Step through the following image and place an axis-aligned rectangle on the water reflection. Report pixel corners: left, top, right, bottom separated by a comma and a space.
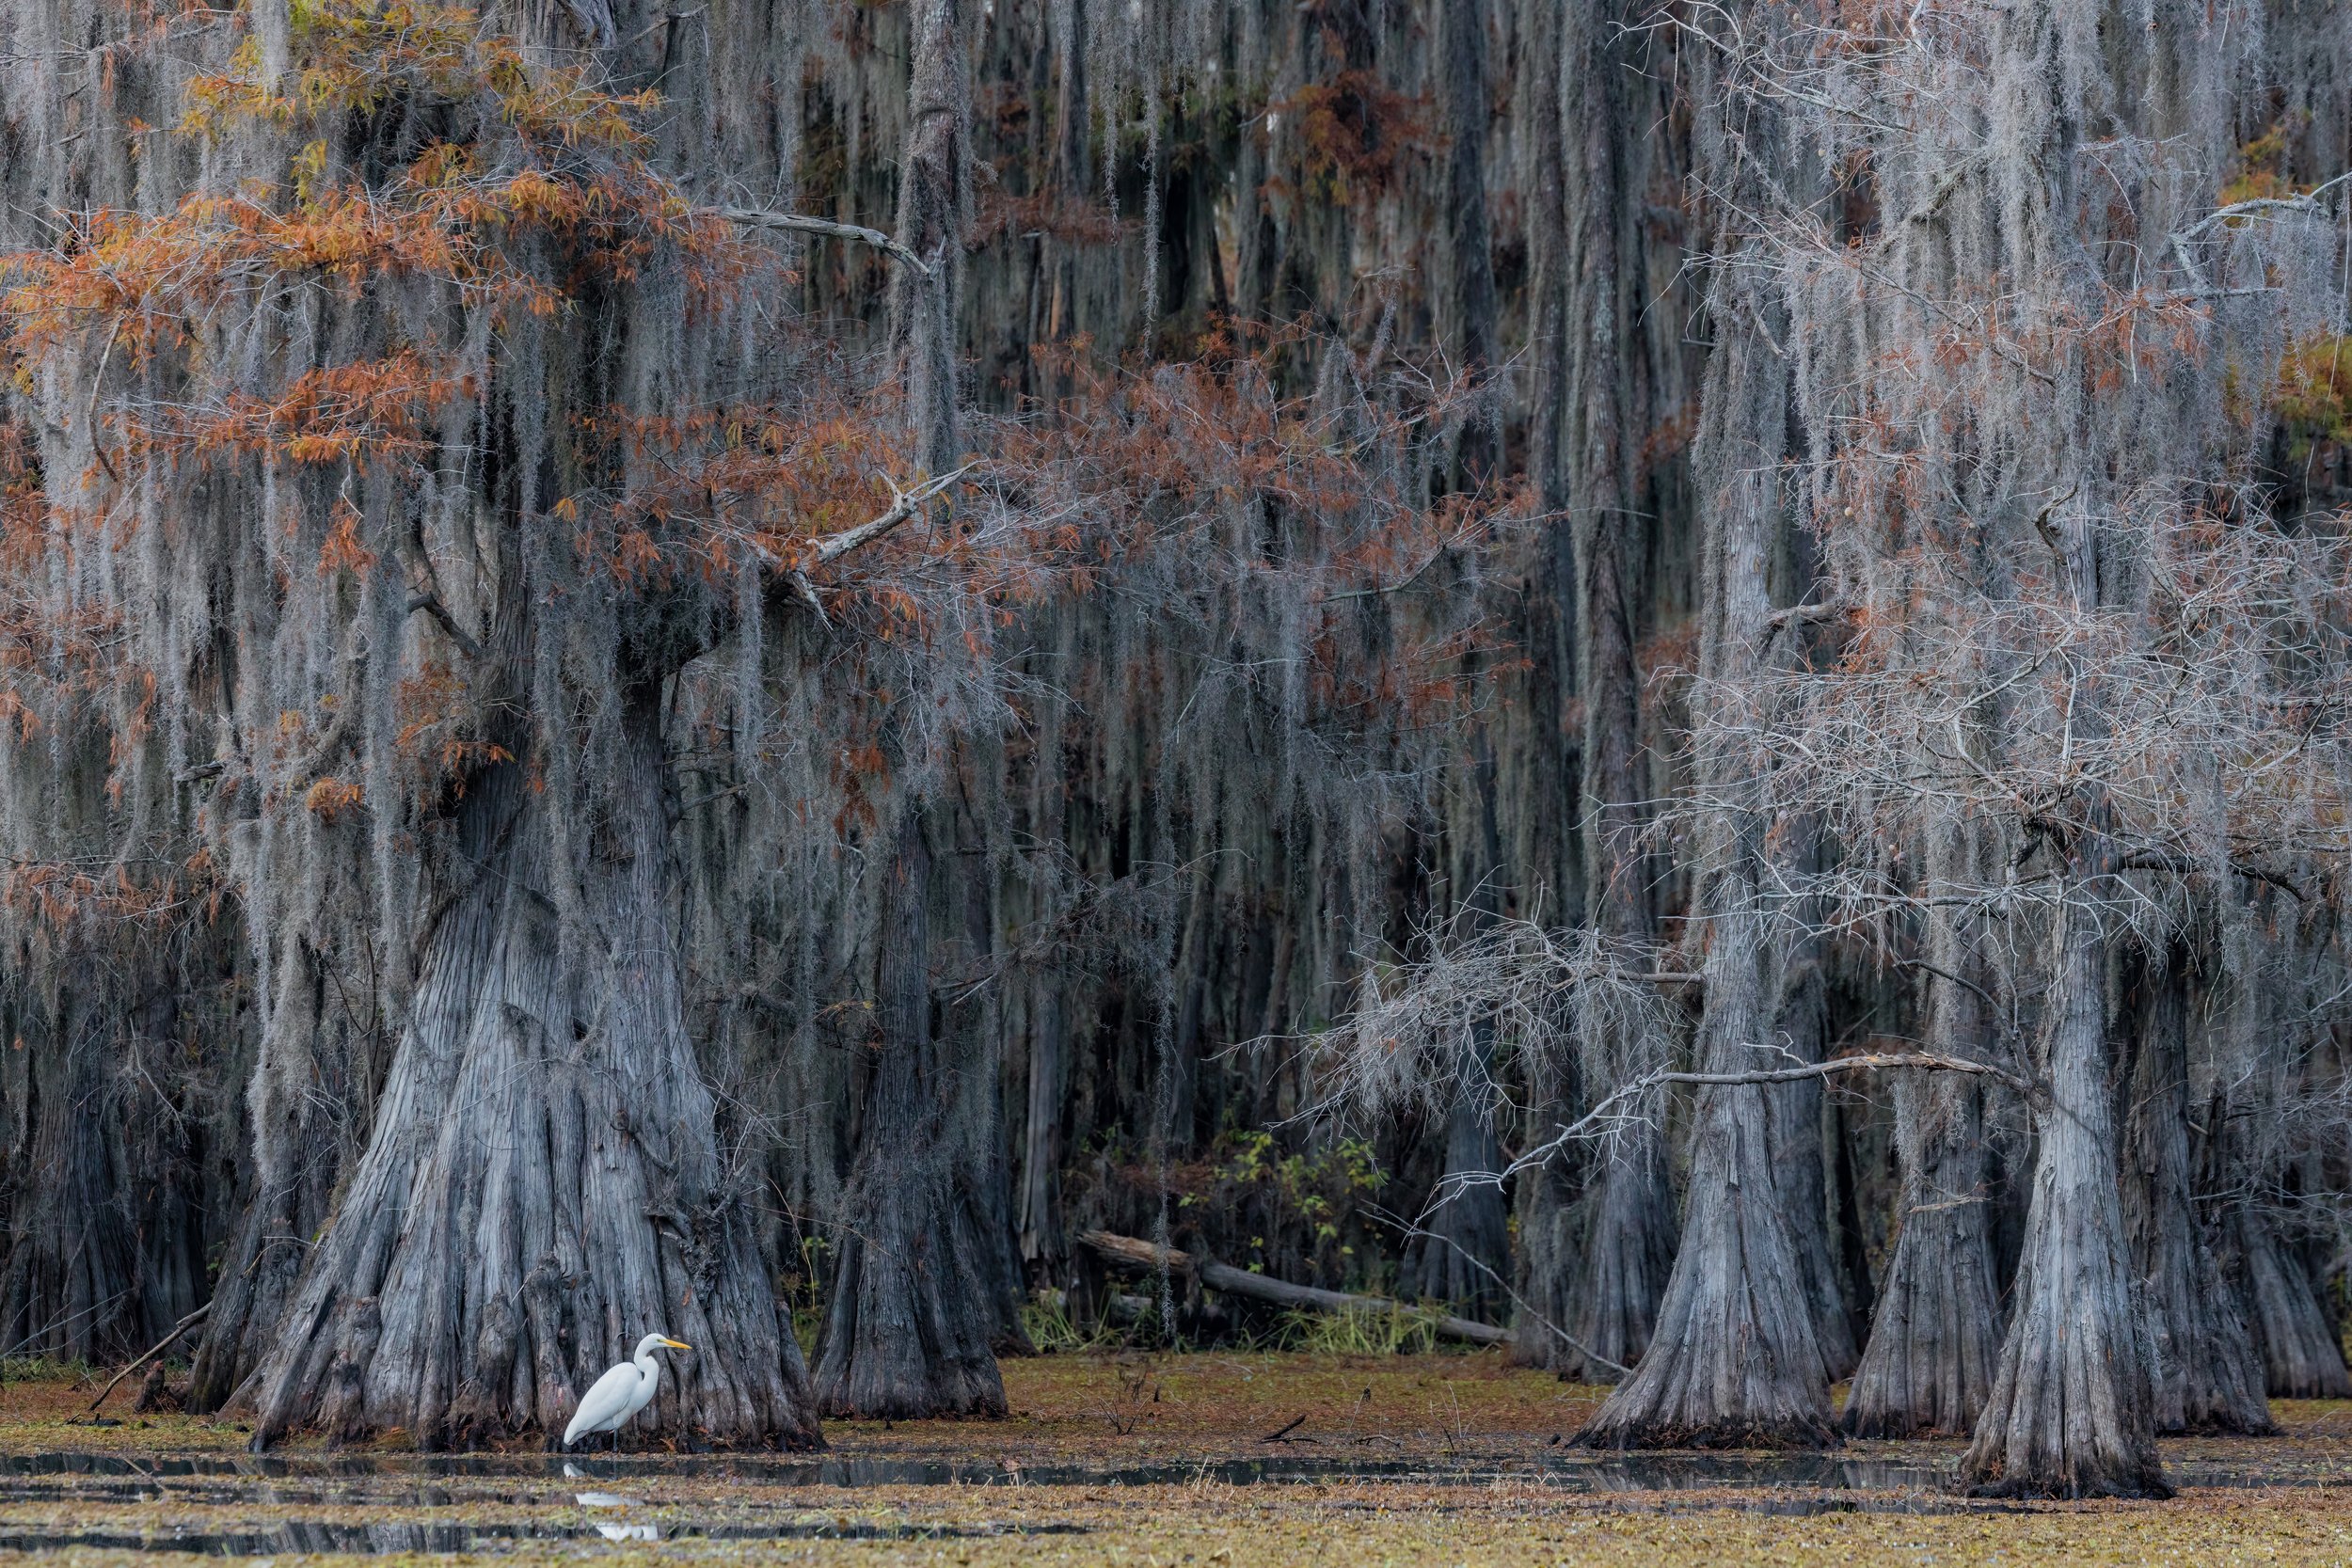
5, 1448, 2280, 1491
0, 1441, 2309, 1550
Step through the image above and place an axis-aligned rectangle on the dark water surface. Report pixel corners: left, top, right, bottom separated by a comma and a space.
0, 1446, 2327, 1489
0, 1445, 2329, 1550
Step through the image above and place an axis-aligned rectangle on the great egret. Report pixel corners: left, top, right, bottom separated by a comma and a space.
563, 1334, 692, 1449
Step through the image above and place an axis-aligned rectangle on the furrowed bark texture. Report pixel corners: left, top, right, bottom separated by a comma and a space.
1510, 0, 1678, 1380
1564, 0, 1676, 1385
1956, 0, 2172, 1501
814, 810, 1010, 1418
2224, 1201, 2352, 1399
1844, 1067, 2002, 1437
0, 978, 174, 1364
892, 0, 974, 474
1962, 884, 2167, 1497
2118, 953, 2271, 1434
1574, 232, 1835, 1449
1408, 738, 1511, 1321
243, 694, 821, 1450
1766, 906, 1862, 1383
1560, 1132, 1677, 1385
1573, 911, 1836, 1449
1845, 830, 2003, 1437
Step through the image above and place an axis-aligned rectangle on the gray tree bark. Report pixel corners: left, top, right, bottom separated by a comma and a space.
2224, 1199, 2352, 1399
1573, 246, 1836, 1447
813, 808, 1010, 1418
2117, 950, 2271, 1434
1961, 847, 2166, 1497
241, 690, 822, 1449
1845, 829, 2004, 1436
1511, 0, 1677, 1383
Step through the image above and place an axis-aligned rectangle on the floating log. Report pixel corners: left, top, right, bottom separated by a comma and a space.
1078, 1229, 1514, 1347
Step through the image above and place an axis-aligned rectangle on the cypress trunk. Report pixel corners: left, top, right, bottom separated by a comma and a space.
0, 985, 146, 1364
1562, 1137, 1676, 1383
1845, 1069, 2003, 1437
2117, 950, 2271, 1434
1766, 940, 1862, 1381
1574, 207, 1834, 1448
1961, 875, 2167, 1497
812, 809, 1010, 1418
240, 686, 821, 1449
1408, 1037, 1510, 1319
1409, 737, 1511, 1321
1573, 909, 1836, 1448
2223, 1200, 2352, 1399
1548, 0, 1677, 1382
1845, 831, 2003, 1436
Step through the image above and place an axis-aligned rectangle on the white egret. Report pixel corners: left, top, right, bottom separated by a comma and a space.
563, 1334, 692, 1449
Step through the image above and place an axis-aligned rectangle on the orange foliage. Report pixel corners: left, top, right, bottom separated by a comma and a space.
1, 0, 756, 499
304, 776, 367, 820
1265, 70, 1430, 209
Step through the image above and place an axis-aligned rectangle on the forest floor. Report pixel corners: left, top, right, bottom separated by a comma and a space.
1, 1350, 2349, 1563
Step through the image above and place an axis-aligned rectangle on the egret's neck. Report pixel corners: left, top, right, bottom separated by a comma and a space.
636, 1352, 661, 1386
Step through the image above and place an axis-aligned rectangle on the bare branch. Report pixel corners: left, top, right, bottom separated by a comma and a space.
810, 463, 978, 566
1656, 1049, 2029, 1093
405, 592, 483, 659
721, 206, 933, 277
1079, 1229, 1516, 1349
87, 1302, 211, 1413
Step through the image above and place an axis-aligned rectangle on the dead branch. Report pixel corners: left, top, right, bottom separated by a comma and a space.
810, 464, 978, 566
1767, 599, 1842, 630
87, 1301, 211, 1413
1079, 1229, 1515, 1347
722, 206, 933, 277
405, 592, 483, 659
1658, 1050, 2031, 1094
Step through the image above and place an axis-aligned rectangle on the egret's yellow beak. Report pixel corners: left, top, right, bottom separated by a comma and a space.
663, 1338, 693, 1351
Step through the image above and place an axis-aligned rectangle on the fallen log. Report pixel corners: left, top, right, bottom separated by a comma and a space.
1078, 1229, 1515, 1347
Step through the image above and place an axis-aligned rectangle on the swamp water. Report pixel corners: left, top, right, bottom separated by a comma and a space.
1, 1444, 2321, 1552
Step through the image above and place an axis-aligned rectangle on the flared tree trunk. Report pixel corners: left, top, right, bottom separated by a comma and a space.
187, 1083, 343, 1408
1961, 872, 2167, 1497
1409, 1035, 1510, 1319
1520, 0, 1675, 1383
813, 809, 1009, 1418
0, 981, 146, 1364
1574, 210, 1834, 1447
1562, 1136, 1677, 1383
1845, 830, 2003, 1436
1845, 1069, 2003, 1436
2224, 1200, 2352, 1398
188, 935, 376, 1411
1957, 0, 2168, 1500
240, 688, 822, 1450
1574, 908, 1836, 1448
2118, 950, 2271, 1433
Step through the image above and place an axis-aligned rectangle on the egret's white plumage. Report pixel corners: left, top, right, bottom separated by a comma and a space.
564, 1333, 691, 1447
